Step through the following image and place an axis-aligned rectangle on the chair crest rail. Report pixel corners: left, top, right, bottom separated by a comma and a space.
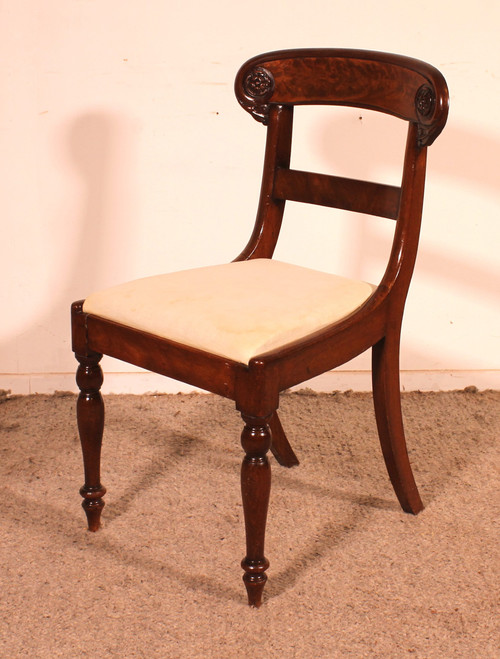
235, 48, 449, 146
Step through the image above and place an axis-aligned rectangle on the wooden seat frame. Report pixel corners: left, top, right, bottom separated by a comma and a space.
71, 49, 449, 607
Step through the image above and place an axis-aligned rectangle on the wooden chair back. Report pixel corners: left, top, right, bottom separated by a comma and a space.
234, 49, 449, 305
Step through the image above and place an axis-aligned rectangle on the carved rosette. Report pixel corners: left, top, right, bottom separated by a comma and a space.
415, 84, 437, 147
242, 66, 275, 125
415, 85, 435, 118
244, 66, 274, 98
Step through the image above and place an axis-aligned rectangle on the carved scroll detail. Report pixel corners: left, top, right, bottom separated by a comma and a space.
242, 66, 275, 125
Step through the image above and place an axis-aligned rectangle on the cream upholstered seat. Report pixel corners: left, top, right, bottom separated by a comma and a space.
83, 258, 376, 365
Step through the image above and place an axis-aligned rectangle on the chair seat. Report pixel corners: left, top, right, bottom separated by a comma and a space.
83, 258, 376, 364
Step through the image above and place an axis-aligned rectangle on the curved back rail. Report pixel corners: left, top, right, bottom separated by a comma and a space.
234, 49, 449, 300
235, 49, 448, 142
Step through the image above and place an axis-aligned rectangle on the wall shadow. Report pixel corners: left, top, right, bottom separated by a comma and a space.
304, 114, 500, 369
0, 111, 137, 381
310, 115, 499, 287
67, 112, 128, 294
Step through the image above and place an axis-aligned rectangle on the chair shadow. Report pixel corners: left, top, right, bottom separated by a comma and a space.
295, 115, 500, 371
307, 114, 499, 290
0, 488, 242, 604
103, 431, 209, 523
0, 474, 384, 607
264, 470, 399, 599
3, 389, 496, 606
0, 111, 138, 382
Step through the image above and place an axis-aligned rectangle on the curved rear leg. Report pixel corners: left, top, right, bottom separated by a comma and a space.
372, 334, 423, 514
269, 411, 299, 467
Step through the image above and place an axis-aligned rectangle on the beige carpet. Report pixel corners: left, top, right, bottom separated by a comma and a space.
0, 388, 498, 658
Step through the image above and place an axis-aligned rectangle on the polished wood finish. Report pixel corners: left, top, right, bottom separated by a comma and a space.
372, 332, 423, 514
235, 49, 448, 146
273, 169, 401, 219
72, 49, 448, 605
75, 349, 106, 531
240, 414, 272, 606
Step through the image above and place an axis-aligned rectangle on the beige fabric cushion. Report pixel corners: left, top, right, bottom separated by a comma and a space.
83, 258, 376, 364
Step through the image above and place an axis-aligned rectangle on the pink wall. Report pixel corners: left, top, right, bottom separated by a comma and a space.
1, 1, 499, 392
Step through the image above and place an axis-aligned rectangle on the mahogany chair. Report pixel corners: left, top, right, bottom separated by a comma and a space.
72, 49, 449, 607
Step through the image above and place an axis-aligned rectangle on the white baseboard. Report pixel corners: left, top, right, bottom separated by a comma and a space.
0, 370, 498, 395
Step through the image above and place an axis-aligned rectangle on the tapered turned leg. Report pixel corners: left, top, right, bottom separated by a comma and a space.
269, 411, 299, 467
75, 351, 106, 531
372, 335, 423, 514
240, 414, 272, 607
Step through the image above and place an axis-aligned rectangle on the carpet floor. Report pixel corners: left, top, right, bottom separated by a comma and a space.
0, 388, 498, 658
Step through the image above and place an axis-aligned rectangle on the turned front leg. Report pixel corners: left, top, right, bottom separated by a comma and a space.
76, 352, 106, 531
240, 414, 272, 607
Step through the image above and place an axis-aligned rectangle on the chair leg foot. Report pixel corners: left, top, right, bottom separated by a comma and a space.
80, 494, 106, 532
76, 352, 106, 531
242, 568, 269, 608
240, 413, 272, 606
372, 336, 423, 515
